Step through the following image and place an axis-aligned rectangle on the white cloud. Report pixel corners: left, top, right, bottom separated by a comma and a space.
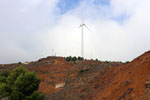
0, 0, 150, 63
0, 0, 59, 63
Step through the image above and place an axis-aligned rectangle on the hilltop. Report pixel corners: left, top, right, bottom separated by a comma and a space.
0, 51, 150, 100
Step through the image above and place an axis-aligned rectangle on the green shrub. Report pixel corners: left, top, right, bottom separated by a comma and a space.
105, 61, 109, 63
77, 57, 83, 61
125, 61, 130, 64
79, 70, 84, 74
0, 70, 10, 78
66, 56, 84, 62
79, 69, 89, 74
18, 62, 22, 65
0, 66, 45, 100
65, 56, 72, 62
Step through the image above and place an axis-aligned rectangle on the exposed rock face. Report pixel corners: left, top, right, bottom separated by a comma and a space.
55, 83, 65, 88
145, 80, 150, 88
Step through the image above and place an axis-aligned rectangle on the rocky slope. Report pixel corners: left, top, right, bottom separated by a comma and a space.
0, 56, 122, 100
0, 51, 150, 100
88, 51, 150, 100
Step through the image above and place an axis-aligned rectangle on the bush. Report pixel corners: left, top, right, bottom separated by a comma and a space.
105, 61, 109, 63
72, 56, 77, 62
125, 61, 130, 64
0, 70, 10, 77
0, 70, 10, 83
65, 56, 84, 62
0, 66, 45, 100
78, 57, 84, 61
79, 70, 85, 74
18, 62, 22, 65
79, 69, 89, 74
65, 56, 72, 62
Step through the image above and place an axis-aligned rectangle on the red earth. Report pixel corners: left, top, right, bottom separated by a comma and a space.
0, 51, 150, 100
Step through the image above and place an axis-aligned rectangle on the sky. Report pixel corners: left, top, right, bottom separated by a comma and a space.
0, 0, 150, 64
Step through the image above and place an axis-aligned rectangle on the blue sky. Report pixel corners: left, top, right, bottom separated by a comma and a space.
57, 0, 126, 24
0, 0, 150, 63
57, 0, 110, 14
57, 0, 80, 14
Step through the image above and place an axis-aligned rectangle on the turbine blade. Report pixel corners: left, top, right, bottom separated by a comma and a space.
78, 25, 82, 28
82, 16, 85, 24
84, 24, 91, 32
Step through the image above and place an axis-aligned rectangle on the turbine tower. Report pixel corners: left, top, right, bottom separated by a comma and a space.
79, 17, 90, 58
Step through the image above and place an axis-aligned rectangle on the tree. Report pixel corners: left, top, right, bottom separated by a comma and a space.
95, 59, 98, 61
77, 57, 81, 60
72, 56, 77, 64
77, 57, 84, 61
0, 70, 10, 83
65, 56, 72, 62
0, 69, 10, 99
0, 66, 45, 100
72, 56, 77, 62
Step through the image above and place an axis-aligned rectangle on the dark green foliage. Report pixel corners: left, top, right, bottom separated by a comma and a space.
77, 57, 84, 61
77, 56, 81, 60
79, 69, 89, 74
95, 59, 98, 61
72, 56, 77, 62
18, 62, 22, 65
0, 70, 10, 77
125, 61, 130, 64
0, 83, 8, 99
65, 56, 72, 62
79, 70, 84, 74
65, 56, 84, 62
0, 66, 45, 100
105, 61, 109, 63
0, 70, 10, 83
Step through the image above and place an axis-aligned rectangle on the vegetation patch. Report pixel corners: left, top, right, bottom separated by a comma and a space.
79, 69, 89, 74
0, 66, 45, 100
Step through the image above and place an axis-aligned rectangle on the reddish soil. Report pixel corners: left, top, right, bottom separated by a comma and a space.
0, 51, 150, 100
87, 51, 150, 100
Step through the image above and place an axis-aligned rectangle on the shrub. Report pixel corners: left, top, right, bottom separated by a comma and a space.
0, 70, 10, 83
0, 70, 10, 78
79, 69, 89, 74
18, 62, 22, 65
78, 57, 84, 61
79, 70, 85, 74
95, 59, 98, 61
0, 66, 45, 100
65, 56, 72, 62
72, 56, 77, 62
105, 61, 109, 63
66, 56, 84, 62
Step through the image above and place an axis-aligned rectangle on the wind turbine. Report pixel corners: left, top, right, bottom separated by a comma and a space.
79, 17, 91, 58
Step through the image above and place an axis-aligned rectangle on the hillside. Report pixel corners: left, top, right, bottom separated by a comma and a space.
0, 51, 150, 100
0, 57, 122, 100
89, 51, 150, 100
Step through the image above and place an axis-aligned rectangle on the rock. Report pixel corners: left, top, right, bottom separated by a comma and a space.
145, 80, 150, 88
55, 83, 65, 88
122, 88, 133, 98
125, 81, 130, 86
117, 96, 121, 100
